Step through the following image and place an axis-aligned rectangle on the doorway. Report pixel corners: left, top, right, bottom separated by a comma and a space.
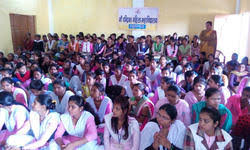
9, 14, 36, 51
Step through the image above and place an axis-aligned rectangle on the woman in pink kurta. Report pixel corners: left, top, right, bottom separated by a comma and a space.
155, 85, 191, 126
184, 76, 206, 110
0, 91, 29, 145
1, 77, 28, 107
166, 37, 178, 60
226, 87, 250, 126
104, 96, 140, 150
54, 95, 103, 150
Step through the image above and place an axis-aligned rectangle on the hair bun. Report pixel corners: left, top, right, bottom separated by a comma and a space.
49, 99, 56, 110
51, 100, 57, 104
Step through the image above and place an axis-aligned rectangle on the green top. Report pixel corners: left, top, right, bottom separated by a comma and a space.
153, 42, 164, 52
179, 44, 191, 55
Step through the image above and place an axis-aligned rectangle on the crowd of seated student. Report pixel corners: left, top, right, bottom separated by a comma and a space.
0, 31, 249, 150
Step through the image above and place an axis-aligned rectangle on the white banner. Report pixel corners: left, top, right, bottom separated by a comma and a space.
118, 7, 159, 30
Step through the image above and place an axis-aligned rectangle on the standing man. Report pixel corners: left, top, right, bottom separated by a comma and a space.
199, 21, 217, 58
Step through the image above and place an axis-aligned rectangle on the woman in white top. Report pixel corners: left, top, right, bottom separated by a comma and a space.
104, 96, 140, 150
123, 69, 141, 98
109, 65, 128, 86
140, 104, 186, 150
50, 79, 74, 114
86, 82, 113, 123
6, 94, 61, 150
183, 106, 233, 150
0, 91, 29, 146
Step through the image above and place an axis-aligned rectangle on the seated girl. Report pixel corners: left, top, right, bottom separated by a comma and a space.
109, 65, 128, 86
68, 74, 82, 95
123, 69, 141, 98
141, 104, 186, 150
95, 69, 106, 90
156, 67, 176, 86
158, 56, 168, 70
81, 36, 93, 55
46, 64, 60, 78
33, 68, 52, 90
174, 56, 188, 75
6, 94, 60, 150
213, 62, 229, 88
29, 80, 52, 110
184, 76, 206, 110
150, 77, 174, 105
145, 57, 161, 91
15, 62, 30, 84
129, 83, 154, 131
1, 77, 28, 107
178, 70, 197, 93
103, 62, 113, 88
104, 96, 140, 150
48, 72, 70, 91
166, 37, 178, 61
103, 37, 114, 59
226, 86, 249, 126
208, 75, 230, 105
123, 61, 134, 77
75, 55, 86, 78
191, 35, 200, 57
82, 72, 96, 99
178, 38, 191, 61
229, 63, 248, 94
53, 95, 103, 150
23, 67, 52, 90
137, 36, 150, 60
192, 88, 232, 132
176, 63, 192, 84
154, 85, 191, 126
50, 79, 75, 114
137, 67, 152, 93
184, 107, 233, 149
94, 37, 106, 57
86, 82, 113, 123
0, 92, 29, 146
231, 102, 250, 150
152, 36, 164, 59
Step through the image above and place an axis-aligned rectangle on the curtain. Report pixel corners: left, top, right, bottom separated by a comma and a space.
214, 13, 250, 62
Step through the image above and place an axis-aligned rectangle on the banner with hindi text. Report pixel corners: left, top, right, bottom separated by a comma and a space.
118, 7, 159, 31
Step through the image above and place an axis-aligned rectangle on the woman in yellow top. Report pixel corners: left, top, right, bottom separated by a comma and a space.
199, 21, 217, 58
